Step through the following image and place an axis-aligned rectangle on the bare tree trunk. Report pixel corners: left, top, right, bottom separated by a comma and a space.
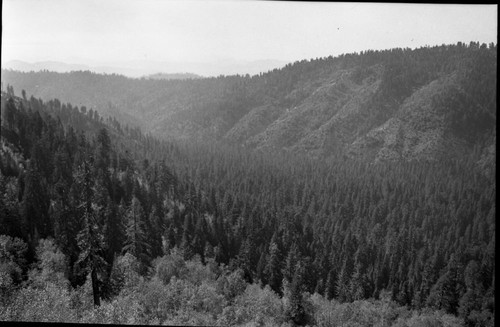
91, 268, 100, 306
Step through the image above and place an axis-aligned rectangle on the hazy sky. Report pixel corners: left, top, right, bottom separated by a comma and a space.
2, 0, 497, 66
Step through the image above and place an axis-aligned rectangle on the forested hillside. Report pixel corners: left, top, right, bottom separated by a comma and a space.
2, 42, 496, 166
0, 84, 495, 326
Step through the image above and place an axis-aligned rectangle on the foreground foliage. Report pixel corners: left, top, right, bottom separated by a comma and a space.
1, 238, 472, 326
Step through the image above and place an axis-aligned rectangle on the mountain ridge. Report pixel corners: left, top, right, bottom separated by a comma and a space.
1, 42, 496, 168
2, 58, 290, 78
144, 72, 204, 80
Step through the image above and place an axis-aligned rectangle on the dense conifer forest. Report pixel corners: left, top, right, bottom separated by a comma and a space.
0, 42, 496, 326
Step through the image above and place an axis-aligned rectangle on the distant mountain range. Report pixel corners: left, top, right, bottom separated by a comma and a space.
3, 60, 90, 73
144, 72, 203, 80
1, 59, 290, 78
1, 43, 496, 173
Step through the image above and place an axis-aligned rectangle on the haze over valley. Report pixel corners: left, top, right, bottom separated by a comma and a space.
2, 58, 290, 78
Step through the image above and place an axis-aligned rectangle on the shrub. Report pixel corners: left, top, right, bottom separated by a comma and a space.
217, 268, 248, 302
28, 238, 68, 288
153, 248, 188, 284
309, 292, 413, 327
4, 283, 77, 322
184, 255, 217, 285
78, 295, 144, 325
217, 283, 286, 326
190, 280, 226, 316
0, 235, 27, 287
109, 252, 142, 295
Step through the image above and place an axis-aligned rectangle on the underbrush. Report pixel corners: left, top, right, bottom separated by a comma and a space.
0, 238, 472, 327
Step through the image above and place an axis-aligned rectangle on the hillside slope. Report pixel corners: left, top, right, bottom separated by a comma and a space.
2, 42, 496, 164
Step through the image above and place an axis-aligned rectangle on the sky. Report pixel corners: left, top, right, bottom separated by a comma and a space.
1, 0, 498, 75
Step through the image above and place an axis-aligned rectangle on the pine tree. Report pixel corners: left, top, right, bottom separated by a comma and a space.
181, 213, 194, 260
236, 236, 253, 282
426, 254, 464, 314
283, 242, 299, 283
123, 196, 151, 273
413, 257, 436, 309
148, 205, 164, 259
458, 260, 483, 320
50, 176, 71, 253
287, 260, 308, 326
20, 158, 50, 248
325, 269, 336, 300
3, 97, 17, 130
336, 258, 350, 302
349, 262, 365, 301
256, 248, 267, 283
94, 128, 112, 193
264, 237, 282, 295
74, 159, 107, 307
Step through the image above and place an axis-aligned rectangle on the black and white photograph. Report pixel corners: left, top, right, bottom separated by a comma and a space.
0, 1, 496, 326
